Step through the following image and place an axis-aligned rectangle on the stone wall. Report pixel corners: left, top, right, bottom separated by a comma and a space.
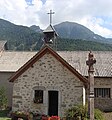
0, 72, 14, 107
12, 53, 84, 117
94, 77, 112, 111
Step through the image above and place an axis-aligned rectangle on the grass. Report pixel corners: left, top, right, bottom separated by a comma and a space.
0, 118, 11, 120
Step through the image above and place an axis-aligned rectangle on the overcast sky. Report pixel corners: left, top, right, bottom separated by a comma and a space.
1, 0, 112, 38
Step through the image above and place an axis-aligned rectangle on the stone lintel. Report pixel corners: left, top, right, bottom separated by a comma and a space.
13, 96, 22, 99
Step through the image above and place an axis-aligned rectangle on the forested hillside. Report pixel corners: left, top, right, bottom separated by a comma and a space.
57, 38, 112, 51
0, 19, 43, 51
0, 19, 112, 51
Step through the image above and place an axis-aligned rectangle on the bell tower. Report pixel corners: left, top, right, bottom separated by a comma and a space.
43, 10, 58, 50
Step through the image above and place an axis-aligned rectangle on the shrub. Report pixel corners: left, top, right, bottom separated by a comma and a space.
0, 87, 8, 110
65, 104, 105, 120
94, 109, 105, 120
0, 109, 10, 117
65, 104, 87, 120
11, 111, 33, 120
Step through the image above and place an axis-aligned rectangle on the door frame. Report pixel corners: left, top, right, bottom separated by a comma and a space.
45, 88, 61, 116
48, 90, 58, 116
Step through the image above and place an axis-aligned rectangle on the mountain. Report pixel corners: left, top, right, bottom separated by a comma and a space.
30, 21, 112, 44
30, 25, 42, 33
57, 38, 112, 51
54, 21, 112, 44
0, 19, 43, 51
0, 18, 112, 51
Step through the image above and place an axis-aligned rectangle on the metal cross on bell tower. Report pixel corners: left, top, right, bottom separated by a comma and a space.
43, 10, 58, 50
86, 51, 96, 120
47, 10, 55, 25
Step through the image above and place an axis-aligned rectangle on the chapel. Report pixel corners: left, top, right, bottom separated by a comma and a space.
0, 24, 112, 117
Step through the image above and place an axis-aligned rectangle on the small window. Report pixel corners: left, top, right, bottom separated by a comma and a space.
94, 88, 110, 98
34, 90, 43, 104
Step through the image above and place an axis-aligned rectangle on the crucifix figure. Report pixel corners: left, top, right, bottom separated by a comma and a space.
86, 51, 96, 71
86, 51, 96, 120
47, 10, 55, 25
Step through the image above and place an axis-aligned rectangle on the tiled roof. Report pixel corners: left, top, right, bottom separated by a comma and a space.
0, 50, 111, 77
43, 25, 58, 36
43, 25, 55, 33
0, 51, 37, 72
9, 46, 88, 84
58, 51, 112, 77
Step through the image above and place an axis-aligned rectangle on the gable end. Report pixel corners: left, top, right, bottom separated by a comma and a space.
9, 45, 88, 85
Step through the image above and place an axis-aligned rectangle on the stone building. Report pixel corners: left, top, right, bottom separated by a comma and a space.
9, 45, 88, 116
0, 51, 36, 107
0, 41, 112, 116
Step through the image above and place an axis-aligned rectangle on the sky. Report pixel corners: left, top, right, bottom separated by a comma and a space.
1, 0, 112, 38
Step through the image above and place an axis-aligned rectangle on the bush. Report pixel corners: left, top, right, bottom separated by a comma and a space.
0, 109, 10, 117
94, 109, 105, 120
65, 104, 105, 120
11, 111, 33, 120
65, 104, 87, 120
0, 87, 8, 110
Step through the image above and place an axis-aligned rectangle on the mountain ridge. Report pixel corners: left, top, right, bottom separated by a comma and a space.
30, 21, 112, 44
54, 21, 112, 44
0, 18, 112, 51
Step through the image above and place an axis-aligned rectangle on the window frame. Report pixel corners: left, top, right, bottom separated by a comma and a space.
94, 88, 111, 98
33, 90, 43, 104
32, 86, 45, 104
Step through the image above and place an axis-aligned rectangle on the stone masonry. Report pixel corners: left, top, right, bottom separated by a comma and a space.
94, 77, 112, 111
12, 52, 85, 117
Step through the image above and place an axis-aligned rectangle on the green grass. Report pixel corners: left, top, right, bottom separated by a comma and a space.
0, 118, 11, 120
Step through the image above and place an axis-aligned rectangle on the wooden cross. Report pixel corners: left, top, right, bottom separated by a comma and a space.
47, 10, 55, 25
